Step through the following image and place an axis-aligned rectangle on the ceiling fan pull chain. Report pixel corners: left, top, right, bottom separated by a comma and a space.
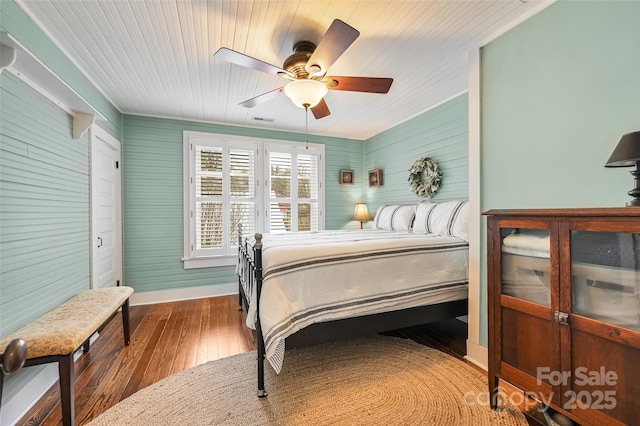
304, 104, 310, 149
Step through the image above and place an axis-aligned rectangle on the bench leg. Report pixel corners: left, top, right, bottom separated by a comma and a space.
0, 372, 4, 411
58, 354, 75, 426
122, 299, 131, 346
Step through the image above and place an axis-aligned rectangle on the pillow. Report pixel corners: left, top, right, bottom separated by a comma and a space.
412, 202, 438, 234
372, 205, 415, 231
429, 201, 469, 241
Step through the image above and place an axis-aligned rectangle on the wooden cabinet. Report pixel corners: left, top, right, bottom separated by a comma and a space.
485, 208, 640, 426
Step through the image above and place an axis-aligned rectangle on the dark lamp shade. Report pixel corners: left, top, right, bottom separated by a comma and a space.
605, 131, 640, 167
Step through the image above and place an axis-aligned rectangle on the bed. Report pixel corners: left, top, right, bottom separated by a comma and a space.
237, 201, 470, 396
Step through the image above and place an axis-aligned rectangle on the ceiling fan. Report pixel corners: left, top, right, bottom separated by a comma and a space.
214, 19, 393, 119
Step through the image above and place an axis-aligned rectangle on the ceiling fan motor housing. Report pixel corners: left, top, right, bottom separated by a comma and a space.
283, 41, 316, 79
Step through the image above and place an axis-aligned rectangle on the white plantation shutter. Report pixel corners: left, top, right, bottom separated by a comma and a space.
297, 153, 319, 232
191, 139, 256, 258
184, 131, 324, 268
196, 147, 223, 253
267, 147, 321, 233
229, 149, 255, 247
269, 152, 292, 232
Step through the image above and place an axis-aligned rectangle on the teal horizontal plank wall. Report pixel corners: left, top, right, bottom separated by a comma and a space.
0, 2, 123, 411
0, 72, 91, 402
0, 72, 90, 333
122, 115, 363, 294
365, 93, 469, 213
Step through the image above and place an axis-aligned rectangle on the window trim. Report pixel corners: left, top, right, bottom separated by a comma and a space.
183, 131, 325, 269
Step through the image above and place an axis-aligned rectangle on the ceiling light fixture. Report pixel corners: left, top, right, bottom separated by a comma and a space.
283, 80, 328, 109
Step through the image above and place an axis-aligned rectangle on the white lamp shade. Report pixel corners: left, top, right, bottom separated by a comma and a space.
283, 80, 328, 108
353, 202, 372, 221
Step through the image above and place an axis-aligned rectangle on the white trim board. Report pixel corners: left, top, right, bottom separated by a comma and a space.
465, 340, 488, 371
129, 283, 238, 306
0, 31, 105, 121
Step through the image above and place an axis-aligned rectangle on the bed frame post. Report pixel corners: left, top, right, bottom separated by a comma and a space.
254, 232, 268, 398
237, 224, 243, 311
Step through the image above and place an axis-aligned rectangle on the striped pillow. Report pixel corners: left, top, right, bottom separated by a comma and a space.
429, 201, 469, 241
412, 202, 438, 234
372, 205, 415, 231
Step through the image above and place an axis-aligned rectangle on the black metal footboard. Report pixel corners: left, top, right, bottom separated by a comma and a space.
237, 225, 268, 397
237, 224, 470, 399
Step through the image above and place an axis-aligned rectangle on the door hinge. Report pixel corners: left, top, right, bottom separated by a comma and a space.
554, 311, 570, 326
115, 161, 119, 169
116, 280, 120, 287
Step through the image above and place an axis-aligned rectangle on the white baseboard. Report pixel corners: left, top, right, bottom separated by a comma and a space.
465, 339, 488, 371
129, 283, 237, 306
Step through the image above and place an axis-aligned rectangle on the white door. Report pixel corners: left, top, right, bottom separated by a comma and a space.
90, 126, 122, 289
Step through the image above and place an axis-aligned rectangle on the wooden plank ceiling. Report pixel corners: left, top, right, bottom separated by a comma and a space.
17, 0, 547, 140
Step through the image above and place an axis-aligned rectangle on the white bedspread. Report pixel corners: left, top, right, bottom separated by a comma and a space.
242, 230, 469, 373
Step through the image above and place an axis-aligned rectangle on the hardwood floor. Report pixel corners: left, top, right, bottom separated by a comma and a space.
18, 296, 252, 426
17, 296, 545, 426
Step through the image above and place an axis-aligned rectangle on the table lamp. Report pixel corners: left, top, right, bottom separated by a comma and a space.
605, 131, 640, 206
353, 202, 373, 229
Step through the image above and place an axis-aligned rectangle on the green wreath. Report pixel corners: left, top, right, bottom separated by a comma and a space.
408, 157, 442, 198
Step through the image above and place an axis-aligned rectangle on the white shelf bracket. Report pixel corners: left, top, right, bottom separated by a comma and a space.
0, 44, 17, 72
73, 113, 95, 139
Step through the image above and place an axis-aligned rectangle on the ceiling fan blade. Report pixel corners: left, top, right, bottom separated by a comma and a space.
214, 48, 288, 76
239, 87, 284, 108
305, 19, 359, 77
311, 98, 331, 119
325, 76, 393, 94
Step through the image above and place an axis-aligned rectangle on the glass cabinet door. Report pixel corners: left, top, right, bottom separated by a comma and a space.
571, 231, 640, 330
501, 228, 551, 306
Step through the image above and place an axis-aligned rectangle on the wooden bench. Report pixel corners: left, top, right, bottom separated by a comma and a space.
0, 286, 134, 426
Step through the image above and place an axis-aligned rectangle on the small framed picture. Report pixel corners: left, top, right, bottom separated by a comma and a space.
368, 169, 383, 187
340, 169, 354, 185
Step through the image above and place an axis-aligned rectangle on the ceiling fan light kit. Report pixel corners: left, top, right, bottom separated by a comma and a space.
214, 19, 393, 119
283, 80, 328, 109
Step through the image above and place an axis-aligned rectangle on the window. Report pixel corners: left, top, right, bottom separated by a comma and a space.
183, 131, 324, 268
267, 148, 320, 233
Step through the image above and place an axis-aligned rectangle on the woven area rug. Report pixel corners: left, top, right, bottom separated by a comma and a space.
88, 335, 526, 425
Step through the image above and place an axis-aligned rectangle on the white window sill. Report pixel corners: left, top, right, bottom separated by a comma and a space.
183, 255, 237, 269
